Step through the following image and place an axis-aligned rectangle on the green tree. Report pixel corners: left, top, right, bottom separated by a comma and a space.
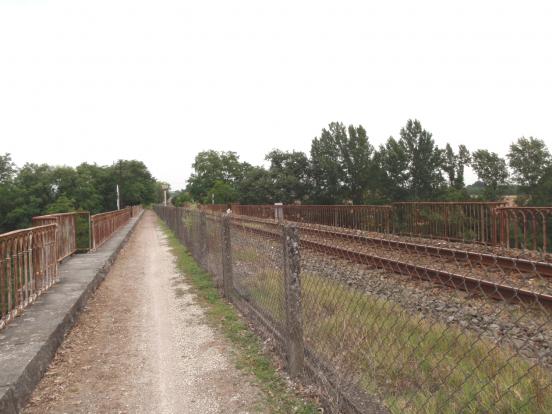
74, 163, 108, 213
310, 122, 374, 204
377, 120, 444, 201
399, 119, 444, 199
171, 190, 193, 207
340, 125, 374, 204
377, 137, 410, 201
0, 153, 16, 183
507, 137, 551, 191
0, 158, 159, 233
471, 150, 509, 200
0, 154, 19, 232
265, 150, 311, 203
236, 166, 275, 204
531, 166, 552, 206
108, 160, 158, 208
205, 180, 238, 204
442, 144, 471, 189
47, 195, 76, 213
186, 151, 246, 202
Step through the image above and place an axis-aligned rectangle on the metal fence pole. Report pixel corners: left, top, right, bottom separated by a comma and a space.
200, 211, 208, 265
274, 202, 284, 223
221, 214, 234, 298
283, 223, 304, 378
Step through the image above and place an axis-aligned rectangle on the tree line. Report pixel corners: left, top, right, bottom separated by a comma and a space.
174, 119, 552, 207
0, 156, 162, 233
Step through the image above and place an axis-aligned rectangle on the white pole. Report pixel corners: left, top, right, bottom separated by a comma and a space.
116, 184, 120, 210
212, 193, 214, 205
164, 190, 167, 206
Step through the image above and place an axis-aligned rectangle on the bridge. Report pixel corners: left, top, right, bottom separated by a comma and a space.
1, 203, 551, 413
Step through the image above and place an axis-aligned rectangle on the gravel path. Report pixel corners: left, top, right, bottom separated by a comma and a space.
24, 211, 266, 414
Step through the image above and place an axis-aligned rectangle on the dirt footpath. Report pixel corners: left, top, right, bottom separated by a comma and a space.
24, 211, 266, 414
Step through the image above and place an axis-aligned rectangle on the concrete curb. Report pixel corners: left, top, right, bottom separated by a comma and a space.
0, 212, 144, 414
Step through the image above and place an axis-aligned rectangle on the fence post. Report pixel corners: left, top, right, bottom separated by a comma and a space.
274, 202, 284, 223
200, 211, 208, 264
221, 214, 234, 298
283, 223, 304, 378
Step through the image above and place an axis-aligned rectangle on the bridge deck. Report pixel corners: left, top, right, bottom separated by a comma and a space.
3, 211, 265, 413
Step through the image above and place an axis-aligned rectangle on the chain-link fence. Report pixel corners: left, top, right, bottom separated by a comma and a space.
155, 205, 552, 413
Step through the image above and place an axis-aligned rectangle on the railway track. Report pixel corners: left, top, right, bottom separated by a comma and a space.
229, 215, 552, 311
296, 225, 552, 278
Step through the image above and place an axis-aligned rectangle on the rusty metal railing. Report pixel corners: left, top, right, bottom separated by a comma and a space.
497, 207, 552, 253
392, 201, 507, 244
90, 208, 132, 250
283, 204, 392, 233
233, 204, 276, 219
32, 212, 80, 261
1, 206, 141, 330
130, 205, 144, 217
199, 204, 228, 214
201, 202, 552, 254
0, 225, 58, 329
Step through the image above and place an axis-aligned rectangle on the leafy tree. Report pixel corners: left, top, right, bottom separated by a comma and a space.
74, 163, 108, 213
310, 124, 344, 204
0, 154, 19, 232
0, 153, 16, 183
265, 150, 311, 203
12, 163, 57, 226
108, 160, 158, 208
310, 122, 374, 204
205, 180, 238, 204
47, 195, 76, 213
0, 158, 159, 233
442, 144, 471, 189
236, 166, 275, 204
171, 190, 193, 207
531, 166, 552, 206
507, 137, 551, 191
377, 137, 410, 201
377, 120, 444, 201
399, 119, 444, 199
339, 125, 374, 204
471, 150, 509, 200
186, 151, 246, 202
455, 145, 471, 189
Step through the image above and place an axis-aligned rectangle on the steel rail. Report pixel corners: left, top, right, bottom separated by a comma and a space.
229, 213, 552, 278
296, 226, 552, 278
230, 218, 552, 311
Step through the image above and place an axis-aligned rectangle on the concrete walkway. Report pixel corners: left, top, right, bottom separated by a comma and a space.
21, 211, 265, 413
0, 213, 142, 414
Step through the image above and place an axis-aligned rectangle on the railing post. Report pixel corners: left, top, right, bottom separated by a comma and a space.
283, 223, 304, 378
221, 214, 234, 298
274, 202, 284, 223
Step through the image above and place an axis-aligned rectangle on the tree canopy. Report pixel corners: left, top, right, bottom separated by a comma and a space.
0, 156, 161, 233
471, 150, 509, 200
179, 120, 550, 207
507, 137, 551, 191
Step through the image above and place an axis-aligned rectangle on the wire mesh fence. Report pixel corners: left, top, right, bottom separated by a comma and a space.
155, 205, 552, 413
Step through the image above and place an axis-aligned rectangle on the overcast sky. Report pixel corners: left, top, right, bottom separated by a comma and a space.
1, 1, 551, 190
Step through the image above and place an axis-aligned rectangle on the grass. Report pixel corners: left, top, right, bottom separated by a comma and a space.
230, 237, 552, 413
299, 275, 552, 413
158, 219, 318, 414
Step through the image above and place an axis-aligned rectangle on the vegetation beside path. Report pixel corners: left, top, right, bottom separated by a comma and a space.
159, 219, 318, 414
